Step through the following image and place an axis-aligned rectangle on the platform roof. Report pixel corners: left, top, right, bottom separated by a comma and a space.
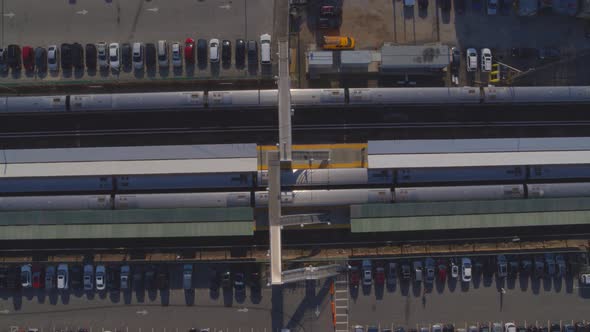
368, 137, 590, 168
351, 197, 590, 233
0, 207, 254, 239
0, 144, 257, 178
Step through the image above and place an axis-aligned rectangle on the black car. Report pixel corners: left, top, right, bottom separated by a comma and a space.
197, 39, 207, 65
454, 0, 466, 13
247, 40, 258, 66
483, 256, 495, 277
550, 324, 560, 332
144, 265, 156, 290
107, 265, 120, 291
156, 265, 169, 290
60, 43, 73, 69
71, 43, 84, 70
6, 44, 21, 70
133, 265, 144, 290
209, 271, 220, 292
451, 47, 460, 70
121, 43, 132, 68
250, 271, 261, 292
574, 322, 587, 332
235, 39, 246, 67
6, 266, 19, 289
221, 271, 231, 289
440, 0, 452, 10
508, 260, 519, 278
35, 47, 47, 72
70, 265, 83, 290
222, 40, 231, 65
418, 0, 428, 9
0, 265, 8, 288
85, 44, 97, 70
145, 43, 156, 70
443, 324, 454, 332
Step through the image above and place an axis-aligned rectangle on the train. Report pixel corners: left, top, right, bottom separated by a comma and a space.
2, 86, 590, 113
1, 182, 590, 211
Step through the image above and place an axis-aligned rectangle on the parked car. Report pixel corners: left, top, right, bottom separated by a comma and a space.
418, 0, 428, 9
247, 40, 258, 66
505, 323, 516, 332
521, 256, 533, 274
45, 265, 55, 290
555, 255, 566, 277
157, 265, 169, 290
157, 40, 168, 67
71, 43, 84, 69
538, 47, 560, 61
95, 265, 106, 290
362, 260, 372, 286
197, 39, 208, 65
209, 271, 221, 291
461, 257, 472, 282
144, 265, 156, 290
34, 47, 47, 72
85, 43, 97, 70
83, 264, 94, 290
120, 265, 131, 290
497, 255, 508, 278
171, 42, 182, 68
183, 264, 193, 290
480, 48, 492, 72
375, 263, 385, 285
450, 47, 460, 70
221, 271, 232, 289
534, 255, 545, 278
60, 43, 72, 69
511, 47, 536, 58
550, 324, 560, 332
466, 48, 477, 72
145, 43, 156, 70
401, 263, 411, 280
487, 0, 498, 14
404, 0, 415, 6
260, 33, 271, 64
437, 259, 447, 281
132, 42, 144, 70
413, 261, 423, 283
222, 40, 231, 65
250, 271, 261, 292
508, 259, 519, 278
492, 323, 503, 332
32, 266, 44, 289
121, 43, 132, 69
425, 258, 435, 284
450, 259, 459, 278
349, 261, 360, 287
209, 39, 220, 63
71, 265, 83, 290
433, 325, 443, 332
545, 253, 557, 276
440, 0, 452, 10
107, 265, 120, 291
235, 39, 246, 67
387, 262, 397, 286
184, 38, 195, 64
97, 42, 108, 68
21, 264, 32, 288
57, 264, 68, 290
7, 44, 21, 70
234, 272, 246, 292
22, 46, 34, 71
133, 266, 144, 290
109, 43, 120, 70
0, 48, 6, 73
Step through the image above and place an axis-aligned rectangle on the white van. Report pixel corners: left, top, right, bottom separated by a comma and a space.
157, 40, 168, 67
260, 33, 271, 64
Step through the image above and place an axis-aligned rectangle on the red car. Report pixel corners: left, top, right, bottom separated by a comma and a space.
375, 265, 385, 285
437, 259, 447, 281
349, 262, 360, 287
32, 264, 44, 289
184, 38, 195, 64
22, 46, 34, 71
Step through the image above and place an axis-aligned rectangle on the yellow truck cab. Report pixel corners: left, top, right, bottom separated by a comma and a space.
322, 36, 355, 50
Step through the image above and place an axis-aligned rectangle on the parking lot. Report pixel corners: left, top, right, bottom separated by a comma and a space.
0, 0, 275, 82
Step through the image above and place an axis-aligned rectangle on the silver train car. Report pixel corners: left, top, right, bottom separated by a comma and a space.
527, 182, 590, 198
69, 91, 205, 111
395, 166, 526, 184
0, 176, 114, 194
1, 95, 68, 113
254, 188, 392, 208
394, 184, 525, 202
0, 195, 111, 211
116, 173, 254, 191
207, 90, 278, 108
482, 86, 590, 104
348, 87, 481, 105
114, 192, 251, 209
257, 168, 392, 187
529, 164, 590, 180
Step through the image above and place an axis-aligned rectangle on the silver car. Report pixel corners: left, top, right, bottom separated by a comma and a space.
47, 45, 59, 72
97, 42, 108, 68
83, 264, 94, 290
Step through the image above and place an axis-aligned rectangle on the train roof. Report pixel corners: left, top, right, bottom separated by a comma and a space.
367, 137, 590, 168
0, 144, 257, 178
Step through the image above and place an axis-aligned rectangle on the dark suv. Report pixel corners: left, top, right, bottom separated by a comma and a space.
72, 43, 84, 70
247, 40, 258, 66
145, 43, 156, 70
235, 39, 246, 67
6, 45, 21, 70
85, 44, 97, 70
60, 43, 73, 69
197, 39, 207, 65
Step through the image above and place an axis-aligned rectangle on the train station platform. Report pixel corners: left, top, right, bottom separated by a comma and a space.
350, 197, 590, 233
0, 207, 254, 240
257, 143, 367, 170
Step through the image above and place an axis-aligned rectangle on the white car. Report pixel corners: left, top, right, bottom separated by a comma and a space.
21, 264, 32, 288
57, 264, 68, 290
83, 264, 94, 290
461, 257, 472, 282
487, 0, 498, 15
47, 45, 59, 72
432, 324, 443, 332
171, 42, 182, 68
504, 323, 516, 332
95, 265, 106, 290
451, 260, 459, 279
132, 42, 144, 70
157, 40, 168, 67
109, 43, 120, 70
45, 265, 55, 289
362, 259, 372, 286
260, 33, 271, 64
209, 39, 220, 63
480, 48, 492, 72
466, 48, 477, 72
97, 42, 108, 68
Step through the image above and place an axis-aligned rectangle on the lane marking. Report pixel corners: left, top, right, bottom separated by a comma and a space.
2, 12, 14, 18
146, 7, 159, 12
76, 9, 88, 15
